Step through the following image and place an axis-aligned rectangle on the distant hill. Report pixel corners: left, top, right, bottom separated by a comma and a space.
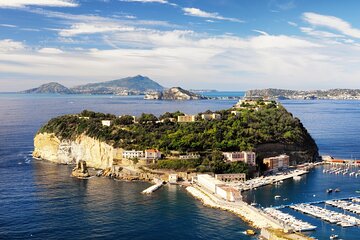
21, 75, 165, 95
144, 87, 207, 100
21, 82, 73, 94
71, 75, 164, 94
245, 88, 360, 100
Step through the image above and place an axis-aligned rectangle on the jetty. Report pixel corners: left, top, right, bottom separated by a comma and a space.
142, 179, 164, 194
186, 185, 312, 240
230, 169, 308, 192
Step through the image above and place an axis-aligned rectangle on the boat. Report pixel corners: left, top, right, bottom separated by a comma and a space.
356, 190, 360, 194
329, 234, 339, 239
327, 188, 333, 193
250, 202, 257, 206
335, 188, 340, 192
274, 195, 281, 199
293, 175, 302, 180
246, 229, 256, 235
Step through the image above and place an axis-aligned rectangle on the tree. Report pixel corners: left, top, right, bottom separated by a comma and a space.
138, 113, 158, 124
117, 115, 134, 125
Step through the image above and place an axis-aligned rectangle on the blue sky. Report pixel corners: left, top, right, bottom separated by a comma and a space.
1, 0, 360, 91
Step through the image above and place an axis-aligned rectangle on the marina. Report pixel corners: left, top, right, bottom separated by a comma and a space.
264, 208, 317, 232
290, 204, 360, 227
326, 199, 360, 215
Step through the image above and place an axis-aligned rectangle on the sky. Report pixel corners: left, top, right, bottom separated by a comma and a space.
1, 0, 360, 91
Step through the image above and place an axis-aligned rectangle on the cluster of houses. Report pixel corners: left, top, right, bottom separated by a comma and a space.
121, 149, 162, 164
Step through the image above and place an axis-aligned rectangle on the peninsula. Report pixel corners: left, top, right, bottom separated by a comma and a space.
144, 87, 207, 100
246, 88, 360, 100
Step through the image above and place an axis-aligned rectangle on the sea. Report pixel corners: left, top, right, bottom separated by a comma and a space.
0, 92, 360, 240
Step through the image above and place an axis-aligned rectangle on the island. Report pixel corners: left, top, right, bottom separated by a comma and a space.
245, 88, 360, 100
21, 75, 164, 95
33, 99, 318, 240
144, 87, 207, 100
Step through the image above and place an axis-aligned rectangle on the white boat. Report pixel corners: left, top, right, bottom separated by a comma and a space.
274, 195, 281, 199
293, 175, 302, 180
330, 234, 339, 239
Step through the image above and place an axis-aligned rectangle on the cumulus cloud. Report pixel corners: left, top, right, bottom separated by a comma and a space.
38, 47, 63, 54
0, 0, 78, 8
303, 12, 360, 39
182, 7, 243, 23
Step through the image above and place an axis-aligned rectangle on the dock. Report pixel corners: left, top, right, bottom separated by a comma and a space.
141, 179, 164, 194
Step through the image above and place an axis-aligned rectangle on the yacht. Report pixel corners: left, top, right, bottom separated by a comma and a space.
327, 188, 333, 193
330, 234, 339, 239
274, 195, 281, 199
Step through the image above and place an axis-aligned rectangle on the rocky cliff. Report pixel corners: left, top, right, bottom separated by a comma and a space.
33, 133, 117, 169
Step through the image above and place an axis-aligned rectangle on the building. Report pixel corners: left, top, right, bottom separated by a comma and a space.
101, 120, 111, 127
145, 149, 161, 160
177, 115, 196, 123
223, 151, 256, 166
168, 174, 178, 184
197, 174, 241, 202
201, 113, 221, 120
215, 173, 246, 182
230, 110, 241, 117
122, 150, 144, 159
263, 154, 290, 171
179, 153, 200, 159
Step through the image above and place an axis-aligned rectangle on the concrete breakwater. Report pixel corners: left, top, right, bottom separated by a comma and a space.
186, 185, 312, 240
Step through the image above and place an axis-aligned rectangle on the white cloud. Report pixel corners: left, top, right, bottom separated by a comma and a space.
38, 47, 63, 54
0, 23, 17, 28
0, 0, 78, 8
182, 7, 243, 23
59, 22, 135, 36
303, 12, 360, 39
300, 27, 344, 38
0, 39, 25, 52
252, 30, 269, 36
287, 21, 297, 27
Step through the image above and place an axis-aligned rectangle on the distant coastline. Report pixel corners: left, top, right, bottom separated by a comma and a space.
246, 88, 360, 100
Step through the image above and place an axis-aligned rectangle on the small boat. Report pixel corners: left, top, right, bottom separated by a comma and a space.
274, 195, 281, 199
335, 188, 340, 192
293, 175, 302, 180
329, 234, 339, 239
250, 202, 257, 206
356, 190, 360, 194
327, 188, 333, 193
246, 229, 256, 235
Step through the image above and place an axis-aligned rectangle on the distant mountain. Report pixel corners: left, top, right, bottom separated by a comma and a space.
71, 75, 164, 94
21, 82, 73, 94
144, 87, 207, 100
245, 88, 360, 100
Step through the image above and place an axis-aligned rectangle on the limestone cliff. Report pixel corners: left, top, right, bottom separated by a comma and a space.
33, 133, 116, 169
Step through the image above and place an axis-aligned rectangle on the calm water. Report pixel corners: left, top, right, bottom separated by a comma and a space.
0, 93, 360, 239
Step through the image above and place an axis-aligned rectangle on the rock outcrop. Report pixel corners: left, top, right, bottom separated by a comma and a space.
72, 160, 90, 178
33, 133, 115, 169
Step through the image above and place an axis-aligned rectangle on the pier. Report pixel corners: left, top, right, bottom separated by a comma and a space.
141, 179, 164, 194
273, 196, 360, 209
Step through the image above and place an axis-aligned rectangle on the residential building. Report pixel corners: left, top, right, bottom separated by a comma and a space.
122, 150, 144, 159
230, 110, 241, 117
177, 115, 196, 122
201, 113, 221, 120
101, 120, 111, 127
145, 149, 161, 159
215, 173, 246, 182
263, 154, 290, 170
223, 151, 256, 166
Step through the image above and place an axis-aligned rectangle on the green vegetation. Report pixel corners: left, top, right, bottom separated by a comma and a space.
38, 104, 317, 174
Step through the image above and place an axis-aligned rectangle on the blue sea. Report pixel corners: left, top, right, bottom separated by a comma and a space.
0, 93, 360, 240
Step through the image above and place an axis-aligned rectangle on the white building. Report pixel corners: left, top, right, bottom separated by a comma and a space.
179, 153, 200, 159
122, 150, 144, 159
145, 149, 161, 159
168, 174, 178, 184
223, 151, 256, 166
197, 174, 241, 202
101, 120, 111, 127
201, 113, 221, 120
